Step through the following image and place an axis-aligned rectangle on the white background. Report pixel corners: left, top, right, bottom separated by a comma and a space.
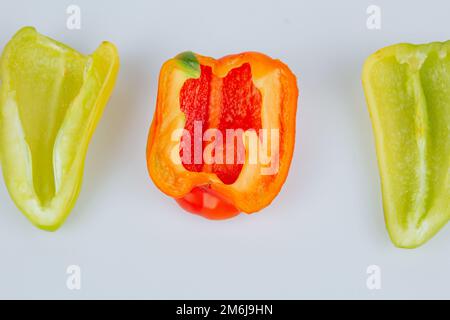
0, 0, 449, 299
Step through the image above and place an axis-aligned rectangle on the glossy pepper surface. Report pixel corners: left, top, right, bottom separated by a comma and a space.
0, 27, 119, 230
147, 52, 298, 219
363, 42, 450, 248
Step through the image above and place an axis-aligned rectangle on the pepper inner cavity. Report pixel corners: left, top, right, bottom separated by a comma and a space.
11, 42, 86, 205
179, 63, 262, 184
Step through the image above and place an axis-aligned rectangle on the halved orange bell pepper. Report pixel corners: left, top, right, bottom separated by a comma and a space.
147, 52, 298, 219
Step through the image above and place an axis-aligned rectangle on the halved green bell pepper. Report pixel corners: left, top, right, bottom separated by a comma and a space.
363, 42, 450, 248
0, 27, 119, 230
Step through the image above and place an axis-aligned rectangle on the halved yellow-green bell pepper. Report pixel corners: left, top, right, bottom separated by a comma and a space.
0, 27, 119, 230
363, 42, 450, 248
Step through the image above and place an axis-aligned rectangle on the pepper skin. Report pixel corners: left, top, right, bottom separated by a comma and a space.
0, 27, 119, 230
363, 42, 450, 248
147, 52, 298, 219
